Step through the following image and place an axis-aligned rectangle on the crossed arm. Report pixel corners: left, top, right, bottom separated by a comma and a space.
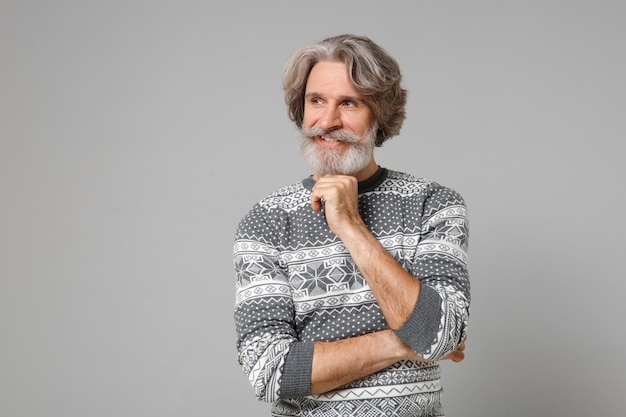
308, 174, 466, 395
234, 174, 469, 400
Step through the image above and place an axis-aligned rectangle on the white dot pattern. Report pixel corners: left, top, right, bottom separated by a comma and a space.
232, 168, 470, 410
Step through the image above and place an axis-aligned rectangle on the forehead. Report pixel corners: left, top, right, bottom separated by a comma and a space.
305, 61, 360, 97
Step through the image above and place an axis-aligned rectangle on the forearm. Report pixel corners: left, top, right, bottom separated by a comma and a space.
312, 175, 421, 329
336, 219, 469, 361
339, 222, 421, 329
310, 329, 417, 395
338, 223, 468, 360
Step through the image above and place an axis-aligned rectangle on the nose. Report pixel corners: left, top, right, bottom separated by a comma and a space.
319, 105, 341, 131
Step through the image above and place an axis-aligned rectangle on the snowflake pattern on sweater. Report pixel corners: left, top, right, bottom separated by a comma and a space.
233, 168, 470, 417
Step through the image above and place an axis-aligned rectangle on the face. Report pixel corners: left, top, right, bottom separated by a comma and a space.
300, 61, 378, 181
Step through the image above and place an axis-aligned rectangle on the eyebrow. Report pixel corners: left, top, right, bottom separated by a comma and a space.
305, 92, 365, 103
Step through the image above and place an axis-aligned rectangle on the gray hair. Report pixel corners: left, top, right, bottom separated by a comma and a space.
282, 34, 407, 146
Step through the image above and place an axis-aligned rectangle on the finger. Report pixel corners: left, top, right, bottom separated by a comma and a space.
310, 184, 329, 213
311, 194, 324, 212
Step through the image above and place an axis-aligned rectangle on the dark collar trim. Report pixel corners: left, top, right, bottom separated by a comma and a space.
302, 167, 388, 194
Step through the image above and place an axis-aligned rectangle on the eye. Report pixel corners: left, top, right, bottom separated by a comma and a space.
307, 96, 323, 106
343, 100, 357, 108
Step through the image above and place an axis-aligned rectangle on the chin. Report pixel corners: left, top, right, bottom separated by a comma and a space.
301, 135, 373, 176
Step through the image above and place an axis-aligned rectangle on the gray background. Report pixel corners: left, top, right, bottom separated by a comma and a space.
1, 1, 624, 416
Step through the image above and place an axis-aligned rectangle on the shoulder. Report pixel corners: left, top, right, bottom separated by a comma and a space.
384, 170, 462, 196
384, 169, 432, 188
383, 169, 466, 210
235, 180, 310, 236
258, 180, 310, 211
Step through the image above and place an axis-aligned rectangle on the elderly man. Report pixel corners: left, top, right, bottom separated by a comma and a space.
233, 34, 470, 417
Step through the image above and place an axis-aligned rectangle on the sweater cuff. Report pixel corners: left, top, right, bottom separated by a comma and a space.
279, 341, 314, 399
394, 285, 442, 356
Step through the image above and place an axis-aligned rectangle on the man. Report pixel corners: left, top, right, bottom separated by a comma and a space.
233, 34, 470, 417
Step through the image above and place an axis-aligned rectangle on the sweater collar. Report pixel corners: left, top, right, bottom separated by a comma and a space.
302, 166, 388, 194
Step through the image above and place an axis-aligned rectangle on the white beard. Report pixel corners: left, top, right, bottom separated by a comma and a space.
299, 124, 377, 176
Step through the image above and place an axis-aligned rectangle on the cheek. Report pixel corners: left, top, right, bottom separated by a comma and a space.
302, 110, 316, 129
302, 116, 311, 128
345, 118, 369, 136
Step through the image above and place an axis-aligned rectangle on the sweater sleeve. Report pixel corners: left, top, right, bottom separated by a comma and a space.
280, 341, 314, 398
233, 203, 313, 402
394, 183, 470, 360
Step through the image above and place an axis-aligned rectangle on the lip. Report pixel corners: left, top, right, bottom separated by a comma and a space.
317, 135, 344, 148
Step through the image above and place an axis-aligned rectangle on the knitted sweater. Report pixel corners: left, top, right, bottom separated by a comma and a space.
233, 168, 470, 417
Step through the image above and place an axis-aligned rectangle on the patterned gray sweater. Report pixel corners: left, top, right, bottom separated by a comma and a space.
233, 168, 470, 417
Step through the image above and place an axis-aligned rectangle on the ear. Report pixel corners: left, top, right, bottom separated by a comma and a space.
375, 128, 387, 146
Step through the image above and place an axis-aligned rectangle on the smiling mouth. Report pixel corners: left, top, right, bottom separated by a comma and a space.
302, 126, 360, 145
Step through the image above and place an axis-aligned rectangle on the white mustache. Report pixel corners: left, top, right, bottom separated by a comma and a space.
300, 126, 361, 143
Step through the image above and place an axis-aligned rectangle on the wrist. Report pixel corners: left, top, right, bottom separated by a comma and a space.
380, 329, 413, 362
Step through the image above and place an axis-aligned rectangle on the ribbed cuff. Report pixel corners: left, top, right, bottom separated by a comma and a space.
279, 341, 314, 399
394, 285, 442, 356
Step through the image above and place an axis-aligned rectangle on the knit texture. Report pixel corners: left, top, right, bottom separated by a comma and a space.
233, 168, 470, 417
